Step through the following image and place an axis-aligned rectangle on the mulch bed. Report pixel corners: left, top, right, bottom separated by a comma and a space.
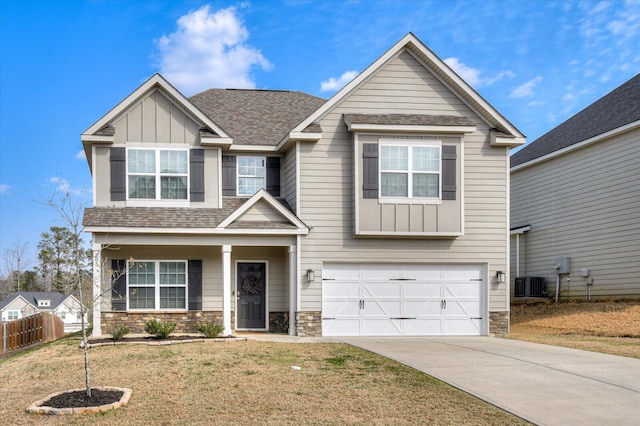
46, 389, 123, 408
89, 335, 206, 345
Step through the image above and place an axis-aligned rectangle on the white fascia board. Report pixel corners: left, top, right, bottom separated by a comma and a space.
84, 226, 307, 235
511, 119, 640, 172
81, 134, 114, 143
490, 133, 525, 147
347, 122, 477, 134
228, 145, 279, 152
510, 225, 531, 234
83, 74, 231, 140
200, 137, 233, 146
218, 189, 308, 230
276, 133, 322, 151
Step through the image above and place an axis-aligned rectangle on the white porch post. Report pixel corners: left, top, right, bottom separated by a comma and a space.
288, 245, 297, 336
91, 241, 102, 337
222, 245, 232, 335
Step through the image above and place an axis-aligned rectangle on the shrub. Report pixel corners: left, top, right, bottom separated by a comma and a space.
110, 324, 130, 340
196, 320, 224, 338
144, 319, 176, 339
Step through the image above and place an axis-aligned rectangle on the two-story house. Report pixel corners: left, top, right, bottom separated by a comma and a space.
83, 33, 524, 338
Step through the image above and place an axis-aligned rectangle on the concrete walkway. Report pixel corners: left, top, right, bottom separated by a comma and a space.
340, 337, 640, 426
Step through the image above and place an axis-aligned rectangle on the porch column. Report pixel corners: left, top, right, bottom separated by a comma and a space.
288, 245, 297, 336
222, 245, 232, 335
91, 242, 102, 337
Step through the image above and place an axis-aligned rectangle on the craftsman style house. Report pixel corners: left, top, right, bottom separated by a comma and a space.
83, 33, 524, 337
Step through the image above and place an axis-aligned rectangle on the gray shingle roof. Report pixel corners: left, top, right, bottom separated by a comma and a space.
344, 113, 475, 127
189, 89, 326, 146
511, 74, 640, 167
0, 292, 68, 311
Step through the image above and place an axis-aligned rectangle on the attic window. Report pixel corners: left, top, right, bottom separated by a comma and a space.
38, 300, 51, 307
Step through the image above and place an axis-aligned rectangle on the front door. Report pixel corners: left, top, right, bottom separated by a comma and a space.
237, 262, 267, 329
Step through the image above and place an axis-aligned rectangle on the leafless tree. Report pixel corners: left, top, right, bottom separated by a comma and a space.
2, 238, 32, 292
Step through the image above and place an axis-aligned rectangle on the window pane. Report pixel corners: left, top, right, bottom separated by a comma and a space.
128, 150, 155, 173
381, 146, 408, 171
413, 146, 440, 172
129, 287, 155, 309
160, 262, 186, 285
129, 262, 155, 285
381, 172, 408, 197
160, 176, 187, 199
413, 173, 439, 197
238, 157, 265, 177
160, 151, 187, 174
238, 177, 265, 196
160, 287, 186, 309
129, 176, 156, 199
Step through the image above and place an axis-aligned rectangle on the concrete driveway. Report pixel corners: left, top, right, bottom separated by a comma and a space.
340, 337, 640, 425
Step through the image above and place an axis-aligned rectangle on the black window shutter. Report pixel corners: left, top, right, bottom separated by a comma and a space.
111, 259, 127, 311
110, 147, 126, 201
222, 155, 236, 196
188, 260, 202, 311
363, 143, 379, 199
266, 157, 280, 196
190, 149, 205, 202
442, 145, 457, 200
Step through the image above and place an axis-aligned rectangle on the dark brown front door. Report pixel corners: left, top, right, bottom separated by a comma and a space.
237, 262, 266, 329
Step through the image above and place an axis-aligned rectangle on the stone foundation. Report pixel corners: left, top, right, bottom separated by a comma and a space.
269, 312, 289, 333
102, 311, 224, 334
489, 311, 509, 336
295, 311, 322, 337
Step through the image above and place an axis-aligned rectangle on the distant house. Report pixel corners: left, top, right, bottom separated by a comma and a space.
510, 74, 640, 300
0, 291, 86, 333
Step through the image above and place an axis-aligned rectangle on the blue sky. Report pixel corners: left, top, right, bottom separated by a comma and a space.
1, 0, 639, 268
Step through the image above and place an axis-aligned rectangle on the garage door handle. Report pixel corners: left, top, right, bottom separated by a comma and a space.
441, 300, 447, 309
322, 317, 335, 320
391, 317, 417, 320
390, 278, 416, 281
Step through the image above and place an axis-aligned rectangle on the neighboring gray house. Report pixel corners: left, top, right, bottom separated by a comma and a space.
0, 291, 86, 333
511, 74, 640, 300
82, 33, 524, 338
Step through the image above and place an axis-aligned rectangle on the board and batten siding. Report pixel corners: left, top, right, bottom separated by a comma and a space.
510, 127, 640, 299
93, 88, 220, 209
297, 49, 510, 313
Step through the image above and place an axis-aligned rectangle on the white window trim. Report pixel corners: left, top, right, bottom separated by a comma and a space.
126, 147, 190, 203
236, 156, 266, 197
7, 310, 19, 320
126, 260, 189, 311
378, 138, 442, 204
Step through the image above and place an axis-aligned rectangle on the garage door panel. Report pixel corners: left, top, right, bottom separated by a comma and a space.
322, 263, 484, 337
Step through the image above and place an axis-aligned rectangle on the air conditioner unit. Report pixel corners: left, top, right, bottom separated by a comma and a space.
515, 277, 546, 297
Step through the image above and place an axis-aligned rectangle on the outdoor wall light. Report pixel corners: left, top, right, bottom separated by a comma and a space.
496, 271, 506, 284
307, 269, 315, 282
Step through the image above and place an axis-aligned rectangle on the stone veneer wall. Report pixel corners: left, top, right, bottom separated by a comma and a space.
102, 311, 224, 334
489, 311, 509, 336
295, 311, 322, 337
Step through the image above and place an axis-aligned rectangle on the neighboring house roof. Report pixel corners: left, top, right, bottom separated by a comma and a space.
189, 89, 326, 147
0, 292, 68, 311
511, 73, 640, 168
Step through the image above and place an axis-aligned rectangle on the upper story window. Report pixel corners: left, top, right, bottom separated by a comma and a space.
128, 149, 188, 200
380, 141, 441, 200
237, 156, 266, 196
127, 260, 188, 310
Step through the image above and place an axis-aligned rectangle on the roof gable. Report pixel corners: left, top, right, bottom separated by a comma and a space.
0, 292, 68, 310
511, 73, 640, 168
0, 294, 33, 311
285, 33, 525, 148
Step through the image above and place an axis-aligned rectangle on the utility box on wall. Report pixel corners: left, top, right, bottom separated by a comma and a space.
555, 257, 571, 275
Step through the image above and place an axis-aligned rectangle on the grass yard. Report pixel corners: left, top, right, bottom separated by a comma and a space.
510, 300, 640, 358
0, 336, 529, 425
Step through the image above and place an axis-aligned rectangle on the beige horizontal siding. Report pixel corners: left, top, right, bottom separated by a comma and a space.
298, 50, 510, 312
511, 128, 640, 299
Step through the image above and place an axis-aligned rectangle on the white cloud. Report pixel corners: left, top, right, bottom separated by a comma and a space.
156, 5, 272, 94
0, 184, 10, 195
48, 177, 86, 197
320, 70, 358, 92
444, 58, 514, 87
75, 150, 86, 160
510, 76, 543, 98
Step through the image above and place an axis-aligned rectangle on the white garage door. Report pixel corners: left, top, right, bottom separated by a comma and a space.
322, 264, 485, 336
